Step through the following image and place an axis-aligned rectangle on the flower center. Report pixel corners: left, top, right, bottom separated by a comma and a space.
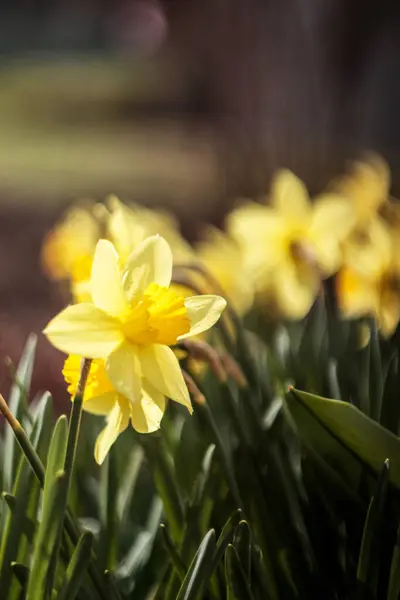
289, 240, 317, 267
122, 282, 191, 346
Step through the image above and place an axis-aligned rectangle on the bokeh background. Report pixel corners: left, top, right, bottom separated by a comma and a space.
1, 0, 400, 401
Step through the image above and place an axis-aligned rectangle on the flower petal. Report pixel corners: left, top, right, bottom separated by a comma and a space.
272, 169, 311, 223
43, 303, 123, 358
83, 391, 118, 415
130, 381, 166, 433
139, 344, 192, 412
275, 262, 319, 319
178, 295, 227, 340
122, 235, 173, 301
106, 341, 142, 403
336, 267, 378, 318
90, 239, 128, 316
94, 397, 130, 465
311, 196, 355, 240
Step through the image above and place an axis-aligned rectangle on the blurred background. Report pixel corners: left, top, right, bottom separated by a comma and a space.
1, 0, 400, 400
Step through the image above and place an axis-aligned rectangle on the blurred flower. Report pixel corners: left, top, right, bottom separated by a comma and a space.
228, 170, 354, 319
106, 195, 194, 265
40, 203, 101, 302
44, 236, 226, 461
331, 154, 393, 278
331, 153, 390, 222
191, 227, 253, 315
336, 225, 400, 337
63, 355, 164, 464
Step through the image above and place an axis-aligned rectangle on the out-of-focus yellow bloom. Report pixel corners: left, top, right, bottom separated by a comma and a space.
41, 204, 101, 302
63, 355, 165, 464
106, 195, 194, 265
331, 153, 390, 222
44, 236, 226, 463
191, 227, 253, 315
337, 225, 400, 337
331, 154, 393, 278
228, 170, 354, 319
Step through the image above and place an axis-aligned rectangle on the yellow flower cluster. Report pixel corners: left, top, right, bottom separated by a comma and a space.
227, 153, 400, 336
41, 153, 400, 462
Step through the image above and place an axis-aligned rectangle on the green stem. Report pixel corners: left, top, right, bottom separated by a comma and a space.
64, 358, 92, 482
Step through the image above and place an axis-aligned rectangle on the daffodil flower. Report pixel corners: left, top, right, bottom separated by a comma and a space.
63, 355, 166, 464
40, 204, 101, 301
44, 235, 226, 462
337, 225, 400, 337
192, 227, 254, 315
228, 170, 354, 319
331, 154, 393, 278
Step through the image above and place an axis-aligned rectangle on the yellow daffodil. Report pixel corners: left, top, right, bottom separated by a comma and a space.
63, 355, 165, 464
41, 203, 101, 302
106, 195, 194, 265
336, 225, 400, 336
331, 154, 393, 278
228, 169, 354, 319
331, 153, 390, 222
192, 227, 253, 315
44, 235, 226, 462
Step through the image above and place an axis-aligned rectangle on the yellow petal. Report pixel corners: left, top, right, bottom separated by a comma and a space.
83, 391, 118, 415
178, 295, 227, 340
380, 292, 400, 337
336, 267, 378, 317
275, 262, 319, 319
344, 217, 392, 278
272, 170, 311, 223
139, 344, 192, 412
43, 303, 123, 358
94, 397, 130, 465
311, 196, 355, 240
130, 381, 166, 433
122, 235, 173, 302
106, 341, 142, 403
90, 239, 128, 316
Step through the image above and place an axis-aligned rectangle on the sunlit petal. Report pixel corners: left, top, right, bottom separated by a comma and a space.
94, 397, 130, 465
91, 239, 128, 316
311, 196, 355, 239
272, 169, 311, 223
337, 267, 379, 318
43, 303, 123, 358
139, 344, 192, 412
130, 381, 166, 433
178, 295, 227, 340
275, 262, 319, 319
122, 235, 173, 301
83, 391, 118, 415
106, 341, 142, 403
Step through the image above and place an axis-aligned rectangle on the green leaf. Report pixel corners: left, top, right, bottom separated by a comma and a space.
56, 531, 93, 600
0, 456, 34, 599
388, 525, 400, 600
176, 529, 216, 600
286, 388, 400, 487
357, 460, 390, 595
3, 334, 37, 493
11, 562, 30, 592
26, 471, 68, 600
233, 520, 251, 582
224, 544, 254, 600
27, 417, 69, 600
2, 493, 36, 543
160, 524, 187, 581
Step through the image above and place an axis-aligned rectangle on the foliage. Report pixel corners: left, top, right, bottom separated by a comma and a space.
2, 154, 400, 599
